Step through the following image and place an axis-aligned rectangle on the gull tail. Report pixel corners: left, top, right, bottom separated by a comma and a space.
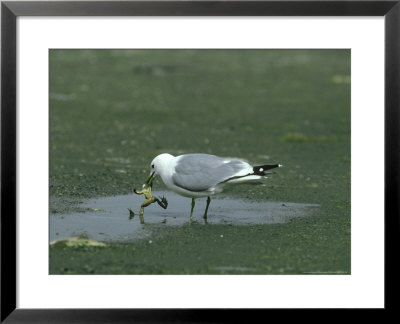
219, 163, 282, 185
253, 164, 282, 176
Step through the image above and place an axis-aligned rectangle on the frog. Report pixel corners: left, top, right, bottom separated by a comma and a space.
130, 172, 168, 224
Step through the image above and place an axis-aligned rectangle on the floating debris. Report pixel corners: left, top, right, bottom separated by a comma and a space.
128, 208, 135, 220
50, 236, 106, 248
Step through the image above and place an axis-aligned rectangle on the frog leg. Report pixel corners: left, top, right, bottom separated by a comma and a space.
155, 196, 168, 209
134, 188, 144, 195
139, 197, 156, 224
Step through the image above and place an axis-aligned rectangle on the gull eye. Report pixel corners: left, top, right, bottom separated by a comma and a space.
152, 164, 155, 168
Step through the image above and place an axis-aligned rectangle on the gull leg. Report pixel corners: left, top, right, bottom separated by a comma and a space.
190, 198, 195, 221
203, 196, 211, 220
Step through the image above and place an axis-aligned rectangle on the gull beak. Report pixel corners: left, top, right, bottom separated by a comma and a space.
145, 171, 155, 187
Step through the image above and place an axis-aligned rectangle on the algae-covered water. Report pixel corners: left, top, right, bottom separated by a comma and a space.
49, 49, 350, 274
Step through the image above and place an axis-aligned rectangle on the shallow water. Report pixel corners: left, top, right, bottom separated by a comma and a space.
50, 191, 319, 242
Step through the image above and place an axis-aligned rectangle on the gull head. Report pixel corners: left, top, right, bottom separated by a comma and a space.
146, 153, 175, 186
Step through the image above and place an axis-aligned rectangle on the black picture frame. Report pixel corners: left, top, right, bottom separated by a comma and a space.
1, 0, 399, 322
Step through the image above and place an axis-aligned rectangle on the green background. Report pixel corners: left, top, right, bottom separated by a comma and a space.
49, 50, 350, 274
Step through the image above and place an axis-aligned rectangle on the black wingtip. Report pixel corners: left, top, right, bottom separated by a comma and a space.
253, 164, 281, 175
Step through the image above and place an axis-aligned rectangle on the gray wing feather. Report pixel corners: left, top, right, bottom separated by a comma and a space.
172, 154, 247, 192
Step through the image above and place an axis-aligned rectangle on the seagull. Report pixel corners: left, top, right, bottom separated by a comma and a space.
146, 153, 281, 220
